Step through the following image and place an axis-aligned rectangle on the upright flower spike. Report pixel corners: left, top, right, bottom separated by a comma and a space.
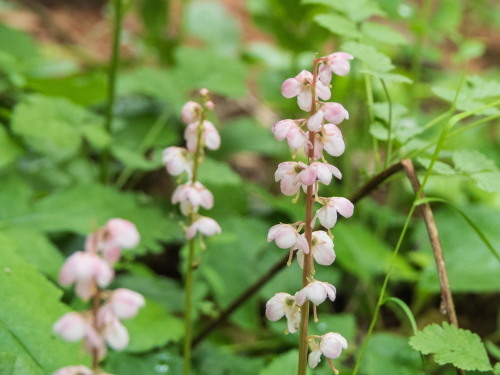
265, 53, 354, 374
53, 219, 145, 375
163, 89, 222, 375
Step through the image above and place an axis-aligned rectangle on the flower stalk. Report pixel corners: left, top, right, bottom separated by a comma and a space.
163, 90, 222, 375
266, 53, 354, 374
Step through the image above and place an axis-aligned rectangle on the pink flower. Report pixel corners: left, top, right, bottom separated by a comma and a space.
265, 292, 301, 334
163, 147, 192, 176
267, 223, 309, 253
181, 101, 202, 124
299, 162, 342, 187
172, 181, 214, 215
184, 120, 221, 152
308, 332, 348, 370
53, 366, 93, 375
318, 52, 353, 84
281, 70, 331, 112
97, 305, 129, 350
314, 197, 354, 229
53, 312, 87, 342
59, 252, 114, 301
297, 231, 335, 267
295, 280, 336, 306
108, 288, 145, 319
271, 119, 308, 150
186, 216, 221, 239
323, 103, 349, 125
307, 111, 324, 132
274, 161, 307, 196
105, 219, 140, 249
322, 124, 345, 157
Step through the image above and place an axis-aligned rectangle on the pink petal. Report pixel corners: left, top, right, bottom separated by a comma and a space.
308, 349, 323, 369
53, 312, 87, 342
333, 197, 354, 218
105, 318, 129, 350
280, 176, 301, 196
315, 81, 331, 101
265, 293, 288, 321
307, 110, 324, 132
306, 282, 328, 305
331, 59, 351, 76
287, 127, 307, 149
299, 166, 317, 186
110, 288, 145, 319
316, 205, 338, 229
297, 88, 312, 112
281, 78, 301, 98
274, 226, 298, 249
272, 120, 294, 141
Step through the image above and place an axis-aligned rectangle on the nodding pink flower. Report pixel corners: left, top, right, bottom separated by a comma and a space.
281, 70, 331, 112
297, 231, 335, 267
97, 305, 129, 350
105, 219, 140, 250
186, 216, 221, 239
53, 366, 94, 375
299, 162, 342, 187
314, 197, 354, 229
181, 101, 202, 124
323, 103, 349, 125
295, 280, 336, 306
265, 292, 301, 334
308, 332, 348, 370
275, 161, 307, 196
53, 312, 87, 342
307, 111, 324, 132
318, 52, 353, 84
172, 181, 214, 215
321, 124, 345, 157
163, 146, 192, 176
271, 119, 308, 150
108, 288, 145, 319
267, 223, 309, 254
184, 120, 221, 152
59, 251, 114, 301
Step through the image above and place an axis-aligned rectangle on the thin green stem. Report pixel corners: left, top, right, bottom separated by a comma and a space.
380, 79, 393, 169
100, 0, 124, 184
115, 107, 171, 188
183, 102, 207, 375
362, 66, 380, 169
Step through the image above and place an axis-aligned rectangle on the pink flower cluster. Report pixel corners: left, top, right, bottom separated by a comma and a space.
266, 52, 354, 373
53, 219, 145, 375
163, 90, 221, 240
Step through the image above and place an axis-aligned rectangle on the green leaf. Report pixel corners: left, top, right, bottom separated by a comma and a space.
11, 94, 107, 160
361, 333, 423, 375
0, 247, 89, 373
304, 0, 385, 22
104, 350, 182, 375
0, 127, 22, 169
472, 172, 500, 192
361, 22, 408, 45
197, 158, 242, 186
341, 41, 394, 73
360, 69, 412, 84
112, 145, 163, 171
0, 353, 40, 375
195, 344, 264, 375
123, 299, 183, 353
8, 184, 182, 254
453, 150, 497, 174
185, 1, 240, 55
260, 350, 309, 375
0, 24, 39, 61
313, 14, 361, 38
409, 322, 492, 371
417, 158, 456, 175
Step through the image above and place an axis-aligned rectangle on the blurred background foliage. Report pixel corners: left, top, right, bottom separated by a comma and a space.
0, 0, 499, 373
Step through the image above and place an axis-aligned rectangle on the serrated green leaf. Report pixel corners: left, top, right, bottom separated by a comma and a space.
123, 299, 183, 353
409, 322, 492, 371
341, 41, 394, 73
472, 172, 500, 192
453, 150, 497, 174
0, 248, 89, 373
361, 22, 408, 45
0, 127, 22, 169
11, 94, 106, 160
313, 14, 361, 38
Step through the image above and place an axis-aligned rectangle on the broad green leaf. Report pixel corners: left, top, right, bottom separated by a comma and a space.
0, 24, 39, 60
0, 127, 22, 169
0, 174, 32, 220
409, 322, 492, 371
303, 0, 384, 22
197, 157, 242, 186
260, 350, 309, 375
415, 205, 500, 292
417, 158, 456, 175
334, 222, 417, 281
361, 333, 423, 375
104, 350, 182, 375
0, 247, 89, 373
0, 353, 39, 375
185, 1, 240, 55
472, 172, 500, 192
195, 344, 264, 375
8, 184, 182, 254
341, 41, 394, 73
313, 14, 361, 38
123, 299, 183, 353
112, 145, 163, 171
361, 22, 408, 45
453, 150, 497, 174
11, 94, 107, 160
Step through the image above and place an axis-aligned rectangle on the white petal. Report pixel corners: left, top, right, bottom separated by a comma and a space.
308, 349, 323, 368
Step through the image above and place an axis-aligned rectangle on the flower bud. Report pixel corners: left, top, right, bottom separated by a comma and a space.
53, 312, 87, 342
109, 288, 145, 319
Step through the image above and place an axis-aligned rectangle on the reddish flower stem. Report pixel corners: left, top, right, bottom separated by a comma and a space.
297, 58, 322, 375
